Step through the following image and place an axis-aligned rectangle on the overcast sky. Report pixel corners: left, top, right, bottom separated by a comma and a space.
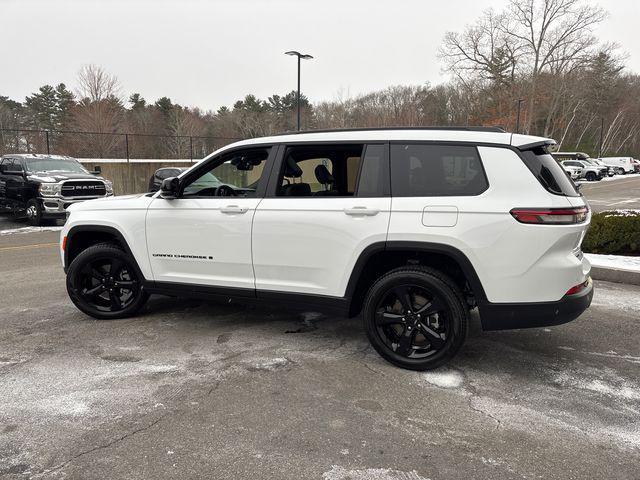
2, 0, 639, 111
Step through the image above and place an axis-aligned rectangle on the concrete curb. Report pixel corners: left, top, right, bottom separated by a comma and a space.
591, 266, 640, 286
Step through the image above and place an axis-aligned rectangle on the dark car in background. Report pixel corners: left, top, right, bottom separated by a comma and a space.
148, 167, 187, 192
0, 154, 113, 225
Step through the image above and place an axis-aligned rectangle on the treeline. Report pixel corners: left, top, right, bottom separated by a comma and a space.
1, 0, 638, 159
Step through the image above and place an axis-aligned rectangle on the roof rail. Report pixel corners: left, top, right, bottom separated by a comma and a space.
272, 126, 507, 136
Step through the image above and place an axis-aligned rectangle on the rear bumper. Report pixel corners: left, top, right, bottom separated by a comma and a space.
478, 278, 593, 331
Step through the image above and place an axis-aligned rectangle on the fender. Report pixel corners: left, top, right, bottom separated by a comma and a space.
344, 240, 488, 304
64, 225, 146, 281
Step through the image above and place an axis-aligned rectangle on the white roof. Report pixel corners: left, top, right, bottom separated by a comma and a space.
222, 129, 553, 152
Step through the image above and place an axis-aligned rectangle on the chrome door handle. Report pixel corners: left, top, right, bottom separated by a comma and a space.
220, 205, 247, 214
343, 206, 379, 216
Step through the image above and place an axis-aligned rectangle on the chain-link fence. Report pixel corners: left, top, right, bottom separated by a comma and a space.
0, 128, 243, 161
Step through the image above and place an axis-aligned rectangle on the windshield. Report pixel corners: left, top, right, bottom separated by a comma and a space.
25, 158, 88, 174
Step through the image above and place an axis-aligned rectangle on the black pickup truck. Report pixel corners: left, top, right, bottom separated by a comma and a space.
0, 154, 113, 225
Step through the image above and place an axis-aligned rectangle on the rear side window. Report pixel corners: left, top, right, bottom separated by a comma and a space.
520, 147, 580, 197
390, 144, 488, 197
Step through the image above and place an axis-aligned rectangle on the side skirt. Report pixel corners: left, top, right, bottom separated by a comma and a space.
143, 281, 350, 316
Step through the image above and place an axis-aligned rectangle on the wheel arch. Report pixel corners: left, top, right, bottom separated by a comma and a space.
64, 225, 145, 280
345, 241, 487, 317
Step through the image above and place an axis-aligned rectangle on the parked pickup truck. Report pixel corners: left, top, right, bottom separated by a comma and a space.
0, 154, 113, 225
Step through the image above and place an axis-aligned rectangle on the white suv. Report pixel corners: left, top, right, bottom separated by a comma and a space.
60, 128, 593, 370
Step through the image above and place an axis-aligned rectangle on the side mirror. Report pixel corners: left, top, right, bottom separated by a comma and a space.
160, 177, 180, 199
92, 165, 102, 175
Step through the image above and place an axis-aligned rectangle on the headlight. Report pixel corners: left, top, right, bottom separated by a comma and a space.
104, 180, 114, 195
39, 183, 62, 196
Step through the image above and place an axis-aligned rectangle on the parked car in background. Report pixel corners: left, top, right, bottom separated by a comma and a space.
600, 156, 636, 175
561, 163, 583, 181
148, 167, 187, 192
0, 154, 113, 225
631, 158, 640, 173
589, 158, 615, 176
552, 152, 608, 180
560, 160, 604, 181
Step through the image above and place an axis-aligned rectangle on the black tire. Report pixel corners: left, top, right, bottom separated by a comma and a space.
617, 168, 626, 175
362, 266, 468, 371
25, 199, 43, 226
66, 243, 149, 319
585, 171, 596, 182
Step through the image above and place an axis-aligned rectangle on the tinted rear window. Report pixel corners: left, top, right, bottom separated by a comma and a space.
520, 147, 580, 197
390, 144, 488, 197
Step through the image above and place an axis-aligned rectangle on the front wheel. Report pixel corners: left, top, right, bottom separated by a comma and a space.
25, 199, 44, 226
585, 172, 596, 181
66, 243, 149, 319
362, 267, 468, 371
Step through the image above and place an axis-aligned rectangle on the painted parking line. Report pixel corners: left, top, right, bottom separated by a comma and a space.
0, 242, 59, 252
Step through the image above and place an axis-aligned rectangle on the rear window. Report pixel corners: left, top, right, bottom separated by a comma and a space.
390, 144, 488, 197
520, 147, 580, 197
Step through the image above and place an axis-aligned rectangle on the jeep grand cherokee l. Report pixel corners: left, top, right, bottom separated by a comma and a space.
60, 128, 593, 370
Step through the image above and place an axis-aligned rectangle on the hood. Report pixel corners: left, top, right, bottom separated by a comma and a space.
66, 193, 152, 212
27, 171, 105, 183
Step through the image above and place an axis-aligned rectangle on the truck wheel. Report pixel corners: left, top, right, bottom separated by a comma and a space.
585, 171, 596, 181
617, 168, 626, 175
362, 266, 468, 371
66, 243, 149, 320
25, 199, 43, 226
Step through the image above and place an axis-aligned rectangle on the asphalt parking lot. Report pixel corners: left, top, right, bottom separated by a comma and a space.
579, 174, 640, 212
1, 228, 639, 479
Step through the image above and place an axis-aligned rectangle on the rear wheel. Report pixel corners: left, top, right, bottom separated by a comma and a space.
66, 243, 149, 319
617, 168, 626, 175
363, 266, 468, 370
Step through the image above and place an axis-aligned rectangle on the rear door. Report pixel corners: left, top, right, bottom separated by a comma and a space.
252, 143, 391, 297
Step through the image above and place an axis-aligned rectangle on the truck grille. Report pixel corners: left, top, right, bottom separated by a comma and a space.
61, 181, 106, 197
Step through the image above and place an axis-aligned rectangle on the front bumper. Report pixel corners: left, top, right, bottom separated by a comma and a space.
40, 196, 109, 217
478, 278, 594, 331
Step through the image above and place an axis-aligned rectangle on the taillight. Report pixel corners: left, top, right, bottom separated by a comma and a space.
62, 236, 67, 251
565, 279, 590, 296
510, 206, 589, 225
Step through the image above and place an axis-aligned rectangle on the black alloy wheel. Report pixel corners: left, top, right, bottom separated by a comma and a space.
374, 284, 448, 359
363, 267, 468, 370
67, 243, 149, 319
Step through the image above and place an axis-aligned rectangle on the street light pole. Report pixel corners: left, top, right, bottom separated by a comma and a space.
285, 51, 313, 131
599, 117, 604, 158
515, 99, 524, 134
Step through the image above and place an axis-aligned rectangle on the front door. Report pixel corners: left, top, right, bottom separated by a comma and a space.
146, 145, 274, 290
252, 143, 391, 298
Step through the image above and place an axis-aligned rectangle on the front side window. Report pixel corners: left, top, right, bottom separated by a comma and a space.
181, 147, 270, 198
390, 144, 488, 197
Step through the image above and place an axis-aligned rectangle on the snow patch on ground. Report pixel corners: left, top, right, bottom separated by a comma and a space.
249, 357, 291, 371
578, 173, 640, 184
554, 371, 640, 401
585, 253, 640, 272
0, 226, 63, 236
420, 369, 464, 389
323, 465, 430, 480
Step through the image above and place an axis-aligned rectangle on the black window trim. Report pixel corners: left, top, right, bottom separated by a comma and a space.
389, 141, 490, 198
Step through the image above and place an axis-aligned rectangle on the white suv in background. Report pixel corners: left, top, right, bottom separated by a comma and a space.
60, 128, 593, 370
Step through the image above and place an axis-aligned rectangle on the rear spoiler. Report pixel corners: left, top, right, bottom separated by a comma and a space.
516, 139, 557, 151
